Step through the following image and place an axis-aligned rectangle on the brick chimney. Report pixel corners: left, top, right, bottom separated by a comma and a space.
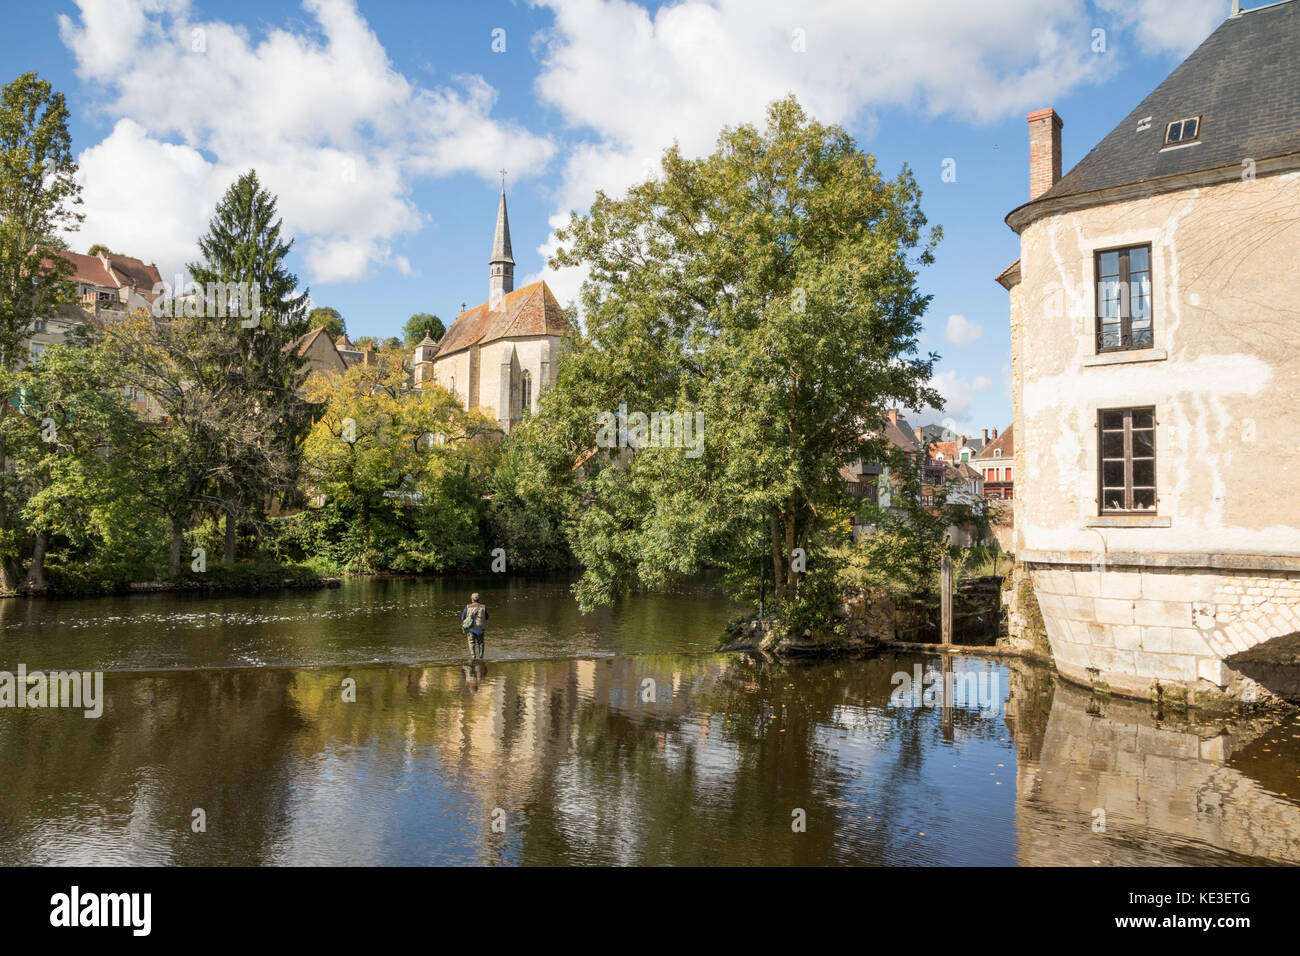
1027, 108, 1063, 200
992, 427, 999, 439
913, 426, 924, 443
887, 409, 898, 424
982, 428, 989, 444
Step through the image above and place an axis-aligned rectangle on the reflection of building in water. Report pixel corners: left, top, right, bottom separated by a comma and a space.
402, 655, 731, 865
1006, 668, 1300, 865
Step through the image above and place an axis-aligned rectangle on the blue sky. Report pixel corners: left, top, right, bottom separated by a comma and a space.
0, 0, 1250, 433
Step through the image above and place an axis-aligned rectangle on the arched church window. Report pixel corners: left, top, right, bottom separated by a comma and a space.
520, 370, 532, 413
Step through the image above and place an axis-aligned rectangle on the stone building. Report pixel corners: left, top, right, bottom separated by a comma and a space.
998, 1, 1300, 702
414, 190, 570, 433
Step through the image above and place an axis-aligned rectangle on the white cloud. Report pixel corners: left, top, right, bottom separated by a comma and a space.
1094, 0, 1225, 57
944, 314, 983, 345
58, 0, 555, 284
524, 0, 1129, 305
916, 370, 992, 431
75, 119, 221, 283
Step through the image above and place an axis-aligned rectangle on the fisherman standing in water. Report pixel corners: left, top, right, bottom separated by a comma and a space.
461, 592, 488, 660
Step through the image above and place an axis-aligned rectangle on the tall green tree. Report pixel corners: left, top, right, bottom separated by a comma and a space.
187, 170, 312, 561
543, 96, 942, 622
1, 330, 152, 591
0, 73, 82, 590
403, 312, 444, 346
307, 306, 345, 339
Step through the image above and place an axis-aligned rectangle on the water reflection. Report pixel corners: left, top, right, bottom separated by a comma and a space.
1011, 676, 1300, 866
2, 650, 1295, 865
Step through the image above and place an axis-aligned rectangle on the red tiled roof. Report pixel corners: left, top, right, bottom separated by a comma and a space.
55, 250, 162, 292
435, 281, 570, 358
974, 424, 1014, 460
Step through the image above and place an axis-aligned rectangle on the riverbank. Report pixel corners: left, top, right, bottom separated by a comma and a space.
717, 575, 1007, 658
0, 560, 338, 600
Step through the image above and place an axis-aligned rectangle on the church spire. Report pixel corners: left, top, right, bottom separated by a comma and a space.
489, 184, 514, 310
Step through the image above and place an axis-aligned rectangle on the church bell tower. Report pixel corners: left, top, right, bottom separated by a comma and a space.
488, 187, 514, 310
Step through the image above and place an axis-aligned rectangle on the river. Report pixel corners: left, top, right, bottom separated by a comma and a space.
0, 575, 1297, 865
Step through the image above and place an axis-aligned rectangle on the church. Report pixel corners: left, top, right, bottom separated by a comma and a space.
412, 189, 571, 433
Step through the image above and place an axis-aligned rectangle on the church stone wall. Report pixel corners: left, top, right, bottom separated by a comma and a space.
431, 335, 560, 427
431, 349, 473, 410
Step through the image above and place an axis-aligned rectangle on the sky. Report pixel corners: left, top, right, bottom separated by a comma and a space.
0, 0, 1252, 434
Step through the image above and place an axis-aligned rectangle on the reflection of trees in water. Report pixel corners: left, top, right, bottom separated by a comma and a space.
0, 669, 307, 865
8, 651, 1296, 865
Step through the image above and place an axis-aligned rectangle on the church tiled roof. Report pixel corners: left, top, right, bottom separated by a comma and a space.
435, 280, 570, 358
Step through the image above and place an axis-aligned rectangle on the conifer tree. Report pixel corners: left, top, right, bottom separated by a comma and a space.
187, 170, 312, 560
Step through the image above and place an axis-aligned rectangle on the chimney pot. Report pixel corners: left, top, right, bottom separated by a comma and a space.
993, 427, 999, 439
1027, 108, 1064, 201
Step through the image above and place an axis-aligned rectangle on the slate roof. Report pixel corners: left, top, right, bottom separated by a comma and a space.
1038, 1, 1300, 204
434, 280, 570, 358
490, 189, 514, 265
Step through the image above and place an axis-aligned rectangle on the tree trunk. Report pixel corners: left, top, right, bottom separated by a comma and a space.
24, 532, 48, 593
169, 520, 184, 576
0, 418, 23, 593
785, 510, 797, 595
1, 558, 23, 593
224, 511, 237, 564
770, 512, 785, 606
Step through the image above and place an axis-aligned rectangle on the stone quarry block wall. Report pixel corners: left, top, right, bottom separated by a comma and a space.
1028, 563, 1300, 703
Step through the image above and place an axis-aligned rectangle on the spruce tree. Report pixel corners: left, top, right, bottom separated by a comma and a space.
187, 170, 312, 560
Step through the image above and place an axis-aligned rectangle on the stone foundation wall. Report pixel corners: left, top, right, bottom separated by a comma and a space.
1029, 563, 1300, 703
1000, 562, 1052, 659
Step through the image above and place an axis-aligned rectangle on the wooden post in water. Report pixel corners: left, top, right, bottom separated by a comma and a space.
941, 554, 954, 648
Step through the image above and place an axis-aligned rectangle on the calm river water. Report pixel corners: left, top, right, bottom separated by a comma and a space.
1, 575, 1297, 865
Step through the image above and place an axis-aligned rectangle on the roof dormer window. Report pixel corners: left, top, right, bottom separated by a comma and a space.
1164, 116, 1199, 146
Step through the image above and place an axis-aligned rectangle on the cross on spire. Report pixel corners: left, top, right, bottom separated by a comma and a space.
499, 168, 507, 191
